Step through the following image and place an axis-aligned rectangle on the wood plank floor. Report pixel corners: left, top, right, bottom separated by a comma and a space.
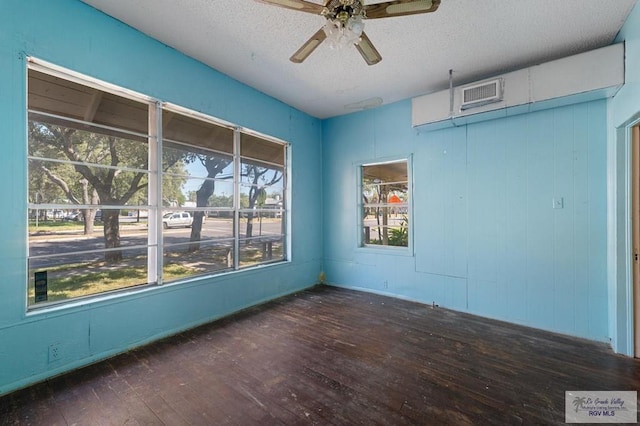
1, 285, 639, 425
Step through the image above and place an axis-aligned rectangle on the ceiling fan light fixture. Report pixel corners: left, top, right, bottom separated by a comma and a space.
323, 20, 338, 37
323, 21, 341, 49
324, 14, 364, 50
347, 15, 364, 36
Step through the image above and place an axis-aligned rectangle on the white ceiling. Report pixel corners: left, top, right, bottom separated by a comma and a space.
81, 0, 637, 119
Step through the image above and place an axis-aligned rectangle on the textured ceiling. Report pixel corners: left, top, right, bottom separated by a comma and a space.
80, 0, 637, 119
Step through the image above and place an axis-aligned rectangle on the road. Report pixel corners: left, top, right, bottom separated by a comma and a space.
29, 218, 283, 268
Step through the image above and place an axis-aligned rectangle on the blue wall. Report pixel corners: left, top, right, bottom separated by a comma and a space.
323, 98, 609, 343
0, 0, 322, 395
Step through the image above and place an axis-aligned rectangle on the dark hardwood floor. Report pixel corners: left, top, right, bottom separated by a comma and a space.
1, 285, 639, 425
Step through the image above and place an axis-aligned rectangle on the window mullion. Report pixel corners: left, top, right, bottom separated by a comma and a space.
149, 101, 162, 285
233, 128, 241, 270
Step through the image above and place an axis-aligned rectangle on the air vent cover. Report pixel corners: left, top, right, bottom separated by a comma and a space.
461, 78, 503, 110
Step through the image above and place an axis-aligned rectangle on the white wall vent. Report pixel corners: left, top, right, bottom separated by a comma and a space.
461, 78, 503, 110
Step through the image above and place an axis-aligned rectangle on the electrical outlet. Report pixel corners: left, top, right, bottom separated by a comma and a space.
552, 197, 564, 209
383, 280, 388, 289
48, 343, 61, 363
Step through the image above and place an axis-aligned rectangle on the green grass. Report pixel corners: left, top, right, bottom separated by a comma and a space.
29, 221, 85, 233
27, 243, 283, 305
28, 261, 197, 304
29, 220, 143, 234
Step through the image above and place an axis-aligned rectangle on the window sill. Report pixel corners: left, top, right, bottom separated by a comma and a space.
357, 245, 414, 257
24, 259, 291, 318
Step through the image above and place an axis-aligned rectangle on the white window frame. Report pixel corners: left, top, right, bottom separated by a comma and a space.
26, 58, 290, 310
357, 156, 413, 254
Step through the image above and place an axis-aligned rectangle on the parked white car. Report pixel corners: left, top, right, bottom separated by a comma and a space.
162, 211, 193, 229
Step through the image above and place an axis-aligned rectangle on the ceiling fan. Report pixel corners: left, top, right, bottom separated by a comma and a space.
255, 0, 441, 65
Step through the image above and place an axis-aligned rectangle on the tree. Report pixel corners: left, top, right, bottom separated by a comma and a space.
242, 165, 282, 238
28, 155, 73, 221
40, 166, 100, 233
29, 121, 148, 263
188, 155, 232, 251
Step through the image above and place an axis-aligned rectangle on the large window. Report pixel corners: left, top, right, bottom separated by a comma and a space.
160, 109, 286, 281
26, 61, 288, 307
360, 159, 410, 248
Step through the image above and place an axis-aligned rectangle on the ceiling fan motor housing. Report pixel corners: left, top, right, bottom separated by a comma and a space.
325, 0, 364, 21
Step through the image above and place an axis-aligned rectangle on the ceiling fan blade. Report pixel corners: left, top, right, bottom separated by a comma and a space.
254, 0, 325, 15
290, 27, 327, 63
364, 0, 440, 19
354, 32, 382, 66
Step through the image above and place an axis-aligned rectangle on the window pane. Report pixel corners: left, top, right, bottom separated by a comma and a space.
162, 209, 235, 281
239, 213, 283, 237
241, 133, 285, 166
238, 212, 284, 266
197, 215, 235, 240
163, 240, 234, 282
27, 207, 152, 306
163, 141, 233, 179
29, 160, 149, 207
240, 160, 283, 185
163, 111, 233, 154
28, 116, 150, 208
28, 70, 149, 135
29, 209, 149, 251
239, 159, 284, 217
239, 237, 285, 267
27, 247, 149, 306
163, 176, 233, 208
161, 211, 234, 238
163, 131, 234, 212
239, 184, 284, 212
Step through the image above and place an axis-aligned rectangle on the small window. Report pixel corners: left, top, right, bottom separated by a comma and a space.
360, 160, 409, 248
